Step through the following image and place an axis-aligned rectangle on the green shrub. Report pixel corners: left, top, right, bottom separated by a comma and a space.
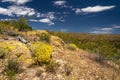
29, 42, 53, 65
0, 48, 8, 58
0, 21, 18, 35
64, 64, 73, 76
39, 33, 51, 43
36, 68, 44, 77
5, 60, 19, 79
46, 61, 58, 73
67, 43, 77, 50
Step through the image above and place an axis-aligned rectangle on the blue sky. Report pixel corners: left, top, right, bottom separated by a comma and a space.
0, 0, 120, 34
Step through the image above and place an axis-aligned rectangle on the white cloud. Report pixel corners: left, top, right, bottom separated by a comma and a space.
36, 12, 56, 20
1, 0, 32, 5
39, 18, 54, 25
29, 19, 38, 22
81, 5, 115, 13
90, 30, 111, 34
9, 5, 36, 16
0, 7, 12, 16
75, 8, 81, 14
54, 1, 66, 6
29, 18, 55, 25
0, 18, 13, 21
0, 5, 57, 25
46, 12, 56, 20
0, 5, 36, 16
75, 5, 115, 14
90, 25, 120, 34
90, 27, 113, 34
96, 28, 113, 31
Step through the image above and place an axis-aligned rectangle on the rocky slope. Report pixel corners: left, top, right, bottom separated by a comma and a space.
0, 30, 120, 80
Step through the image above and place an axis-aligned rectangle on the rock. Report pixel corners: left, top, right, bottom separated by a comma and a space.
16, 36, 28, 44
3, 37, 9, 40
6, 31, 17, 36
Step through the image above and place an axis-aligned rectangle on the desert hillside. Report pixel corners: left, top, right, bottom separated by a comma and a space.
0, 30, 120, 80
0, 19, 120, 80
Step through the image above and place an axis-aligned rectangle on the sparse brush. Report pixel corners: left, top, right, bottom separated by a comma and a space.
64, 64, 73, 76
46, 60, 58, 74
5, 60, 19, 80
38, 33, 51, 43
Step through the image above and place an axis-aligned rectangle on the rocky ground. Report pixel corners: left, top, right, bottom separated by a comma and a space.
0, 31, 120, 80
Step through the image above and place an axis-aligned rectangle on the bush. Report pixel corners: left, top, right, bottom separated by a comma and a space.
5, 60, 19, 79
29, 42, 53, 65
64, 64, 73, 76
46, 61, 58, 73
10, 18, 32, 31
0, 21, 18, 35
0, 48, 8, 58
39, 33, 51, 43
67, 43, 77, 50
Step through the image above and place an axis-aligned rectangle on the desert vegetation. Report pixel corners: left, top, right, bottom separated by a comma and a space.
0, 18, 120, 80
28, 42, 53, 65
0, 18, 32, 35
49, 31, 120, 64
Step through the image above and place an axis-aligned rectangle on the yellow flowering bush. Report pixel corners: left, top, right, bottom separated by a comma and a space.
0, 43, 15, 58
29, 42, 53, 64
67, 43, 78, 51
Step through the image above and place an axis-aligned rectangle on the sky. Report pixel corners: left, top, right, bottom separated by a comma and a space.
0, 0, 120, 34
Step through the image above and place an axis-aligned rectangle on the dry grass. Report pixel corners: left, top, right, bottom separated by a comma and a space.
52, 46, 120, 80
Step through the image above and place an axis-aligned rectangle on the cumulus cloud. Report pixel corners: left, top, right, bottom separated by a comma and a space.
1, 0, 32, 5
0, 5, 36, 16
54, 1, 66, 6
75, 5, 115, 14
0, 7, 12, 16
39, 18, 54, 25
0, 5, 56, 25
0, 0, 62, 25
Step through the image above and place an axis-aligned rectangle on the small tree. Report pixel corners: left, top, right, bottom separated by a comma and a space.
17, 17, 32, 31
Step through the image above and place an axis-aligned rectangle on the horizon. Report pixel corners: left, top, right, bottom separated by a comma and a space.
0, 0, 120, 34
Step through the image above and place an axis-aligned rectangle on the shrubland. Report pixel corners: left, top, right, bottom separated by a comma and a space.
49, 31, 120, 64
0, 18, 120, 80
